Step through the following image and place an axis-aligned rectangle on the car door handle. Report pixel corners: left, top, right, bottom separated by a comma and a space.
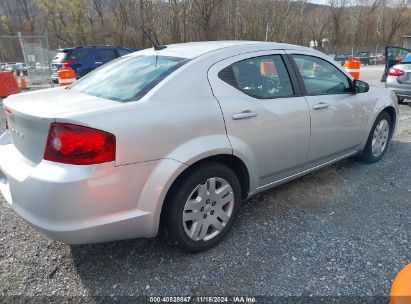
232, 111, 257, 120
95, 62, 102, 64
312, 103, 329, 110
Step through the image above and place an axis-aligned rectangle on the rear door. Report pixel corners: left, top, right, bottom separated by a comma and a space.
66, 49, 89, 76
208, 51, 310, 187
287, 51, 369, 169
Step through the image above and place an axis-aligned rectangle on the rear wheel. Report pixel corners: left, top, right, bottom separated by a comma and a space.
164, 162, 241, 252
358, 112, 392, 163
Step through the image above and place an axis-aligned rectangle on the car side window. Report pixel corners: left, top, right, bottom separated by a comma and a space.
292, 55, 351, 95
95, 50, 117, 62
219, 55, 294, 99
68, 50, 88, 60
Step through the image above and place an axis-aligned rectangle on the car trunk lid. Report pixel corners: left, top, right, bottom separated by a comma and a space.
3, 87, 122, 165
4, 108, 53, 165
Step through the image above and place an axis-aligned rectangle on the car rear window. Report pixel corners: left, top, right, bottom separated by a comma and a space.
69, 55, 189, 102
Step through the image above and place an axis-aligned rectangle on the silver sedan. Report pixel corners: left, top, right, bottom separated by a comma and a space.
0, 41, 398, 252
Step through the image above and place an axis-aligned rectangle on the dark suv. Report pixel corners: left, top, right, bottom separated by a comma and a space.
51, 46, 132, 83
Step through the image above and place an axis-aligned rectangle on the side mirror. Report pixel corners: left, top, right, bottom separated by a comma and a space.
353, 79, 369, 93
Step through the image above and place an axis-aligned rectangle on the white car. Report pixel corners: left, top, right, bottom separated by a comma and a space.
0, 41, 398, 252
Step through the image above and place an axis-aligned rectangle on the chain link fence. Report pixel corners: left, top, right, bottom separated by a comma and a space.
0, 33, 55, 87
321, 45, 386, 67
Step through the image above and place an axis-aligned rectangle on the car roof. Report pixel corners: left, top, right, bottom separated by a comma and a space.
135, 41, 313, 59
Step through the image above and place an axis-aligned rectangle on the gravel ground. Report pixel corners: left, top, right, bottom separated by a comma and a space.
0, 65, 410, 302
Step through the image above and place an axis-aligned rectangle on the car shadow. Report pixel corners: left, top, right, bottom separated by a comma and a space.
70, 139, 410, 297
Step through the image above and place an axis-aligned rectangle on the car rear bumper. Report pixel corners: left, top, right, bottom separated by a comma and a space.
0, 131, 165, 244
387, 88, 411, 100
395, 93, 411, 100
386, 77, 411, 99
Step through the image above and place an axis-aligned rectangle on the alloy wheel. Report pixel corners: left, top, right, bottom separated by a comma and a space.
182, 177, 234, 241
371, 119, 390, 157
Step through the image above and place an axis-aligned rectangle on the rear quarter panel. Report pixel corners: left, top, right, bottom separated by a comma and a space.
56, 58, 231, 167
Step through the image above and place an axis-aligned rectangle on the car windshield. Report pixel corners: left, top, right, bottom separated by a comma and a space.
69, 55, 188, 102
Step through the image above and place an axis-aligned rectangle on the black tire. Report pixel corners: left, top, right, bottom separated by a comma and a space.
357, 111, 392, 163
163, 162, 241, 252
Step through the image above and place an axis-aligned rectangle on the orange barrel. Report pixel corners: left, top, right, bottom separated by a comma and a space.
57, 67, 76, 86
260, 61, 276, 76
0, 71, 21, 98
343, 58, 361, 79
390, 263, 411, 304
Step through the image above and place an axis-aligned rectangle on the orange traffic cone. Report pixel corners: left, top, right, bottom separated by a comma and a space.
14, 71, 27, 90
391, 263, 411, 304
57, 67, 76, 86
19, 71, 27, 89
0, 71, 21, 97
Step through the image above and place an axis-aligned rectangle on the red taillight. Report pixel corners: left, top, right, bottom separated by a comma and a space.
388, 68, 405, 77
63, 61, 73, 68
43, 123, 116, 165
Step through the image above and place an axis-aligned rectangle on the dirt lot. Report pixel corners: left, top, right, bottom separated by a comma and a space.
0, 65, 410, 302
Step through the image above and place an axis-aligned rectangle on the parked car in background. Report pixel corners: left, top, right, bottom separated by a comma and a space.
35, 62, 49, 70
357, 51, 371, 65
4, 62, 28, 76
369, 53, 385, 65
334, 54, 352, 65
51, 45, 132, 83
370, 53, 378, 65
377, 53, 385, 64
334, 54, 347, 62
1, 41, 398, 252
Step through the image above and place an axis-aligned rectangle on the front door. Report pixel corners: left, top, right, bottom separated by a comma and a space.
287, 52, 369, 169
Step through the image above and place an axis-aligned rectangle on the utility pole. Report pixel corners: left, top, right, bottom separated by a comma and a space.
18, 32, 30, 78
18, 32, 28, 63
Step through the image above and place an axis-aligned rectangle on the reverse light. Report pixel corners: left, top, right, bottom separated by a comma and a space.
388, 68, 405, 77
63, 61, 73, 68
43, 123, 116, 165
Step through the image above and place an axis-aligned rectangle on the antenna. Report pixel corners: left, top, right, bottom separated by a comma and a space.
140, 26, 167, 51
